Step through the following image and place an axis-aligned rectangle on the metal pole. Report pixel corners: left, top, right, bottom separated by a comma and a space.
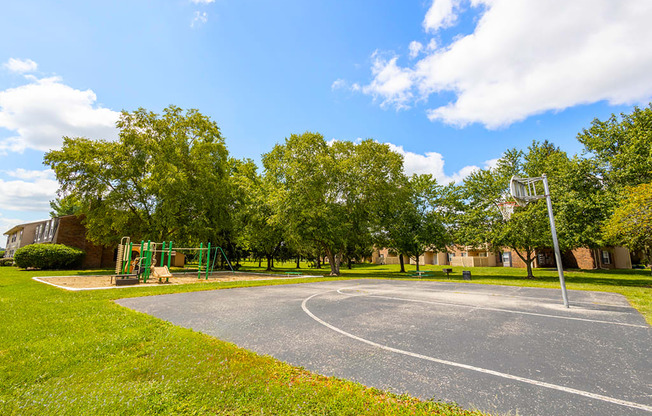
160, 241, 166, 267
197, 243, 203, 279
542, 174, 569, 308
219, 246, 235, 273
168, 241, 172, 269
206, 242, 211, 279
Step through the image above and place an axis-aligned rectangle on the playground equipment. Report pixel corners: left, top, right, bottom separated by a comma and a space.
115, 238, 234, 284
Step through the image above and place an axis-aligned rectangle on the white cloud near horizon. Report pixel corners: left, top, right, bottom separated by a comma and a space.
4, 168, 55, 181
0, 71, 119, 153
360, 0, 652, 128
0, 214, 26, 235
0, 170, 59, 213
3, 58, 38, 73
190, 0, 215, 3
386, 142, 496, 184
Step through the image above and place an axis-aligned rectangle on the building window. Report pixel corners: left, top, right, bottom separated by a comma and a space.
461, 253, 467, 257
478, 252, 487, 257
602, 250, 611, 265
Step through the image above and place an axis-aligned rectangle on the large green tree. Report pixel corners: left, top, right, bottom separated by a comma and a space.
230, 159, 286, 271
262, 133, 403, 276
44, 106, 232, 246
459, 141, 596, 277
577, 104, 652, 190
603, 183, 652, 267
382, 174, 453, 273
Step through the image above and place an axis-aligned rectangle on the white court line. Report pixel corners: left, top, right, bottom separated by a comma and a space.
336, 288, 649, 329
380, 284, 632, 309
302, 290, 652, 413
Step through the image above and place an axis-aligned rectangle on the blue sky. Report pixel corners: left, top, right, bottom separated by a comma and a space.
1, 0, 652, 233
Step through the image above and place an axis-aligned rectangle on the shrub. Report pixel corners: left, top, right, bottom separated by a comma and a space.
0, 258, 14, 267
14, 244, 85, 270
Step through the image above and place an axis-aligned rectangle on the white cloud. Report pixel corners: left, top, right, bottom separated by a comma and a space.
386, 142, 493, 184
191, 11, 208, 27
0, 214, 25, 235
362, 52, 414, 110
0, 174, 59, 212
4, 168, 55, 180
190, 0, 215, 3
3, 58, 38, 73
423, 0, 462, 33
331, 79, 347, 90
0, 74, 119, 153
408, 41, 423, 59
360, 0, 652, 128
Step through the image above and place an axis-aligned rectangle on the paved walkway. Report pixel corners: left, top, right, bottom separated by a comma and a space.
116, 280, 651, 416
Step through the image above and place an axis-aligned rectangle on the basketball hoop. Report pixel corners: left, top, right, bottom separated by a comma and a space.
497, 201, 517, 221
509, 174, 569, 308
510, 176, 546, 206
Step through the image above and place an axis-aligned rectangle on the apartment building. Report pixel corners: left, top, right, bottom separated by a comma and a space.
3, 215, 115, 268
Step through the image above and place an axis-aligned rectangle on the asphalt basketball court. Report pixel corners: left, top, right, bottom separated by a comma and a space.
116, 279, 651, 416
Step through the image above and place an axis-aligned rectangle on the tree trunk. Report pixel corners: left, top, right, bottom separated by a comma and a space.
415, 255, 420, 271
326, 250, 340, 276
266, 255, 272, 271
347, 256, 352, 269
316, 255, 321, 269
513, 247, 536, 279
525, 252, 535, 279
296, 256, 300, 269
399, 254, 405, 273
258, 257, 262, 268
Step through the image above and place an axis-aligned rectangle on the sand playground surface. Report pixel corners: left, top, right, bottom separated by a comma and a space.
33, 272, 318, 291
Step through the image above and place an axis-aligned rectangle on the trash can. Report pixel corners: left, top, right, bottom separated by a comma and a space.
462, 270, 471, 280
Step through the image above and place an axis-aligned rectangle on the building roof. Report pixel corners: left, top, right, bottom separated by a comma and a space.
3, 219, 49, 236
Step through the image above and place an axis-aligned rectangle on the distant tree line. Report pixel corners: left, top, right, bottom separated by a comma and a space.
44, 104, 652, 276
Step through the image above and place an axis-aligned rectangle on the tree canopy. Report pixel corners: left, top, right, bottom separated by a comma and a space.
381, 174, 454, 272
262, 133, 404, 276
44, 106, 232, 246
604, 183, 652, 265
577, 105, 652, 190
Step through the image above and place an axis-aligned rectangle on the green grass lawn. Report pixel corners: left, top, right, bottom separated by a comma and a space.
1, 263, 650, 415
238, 260, 652, 324
0, 266, 486, 416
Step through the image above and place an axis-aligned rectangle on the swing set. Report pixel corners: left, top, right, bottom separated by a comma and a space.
115, 237, 234, 285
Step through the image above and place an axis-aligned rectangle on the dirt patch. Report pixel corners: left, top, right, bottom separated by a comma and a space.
36, 272, 311, 290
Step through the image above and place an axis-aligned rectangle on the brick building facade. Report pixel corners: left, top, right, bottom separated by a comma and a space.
3, 215, 115, 269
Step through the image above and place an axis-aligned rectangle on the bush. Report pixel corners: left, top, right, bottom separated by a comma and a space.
0, 258, 14, 267
14, 244, 85, 270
